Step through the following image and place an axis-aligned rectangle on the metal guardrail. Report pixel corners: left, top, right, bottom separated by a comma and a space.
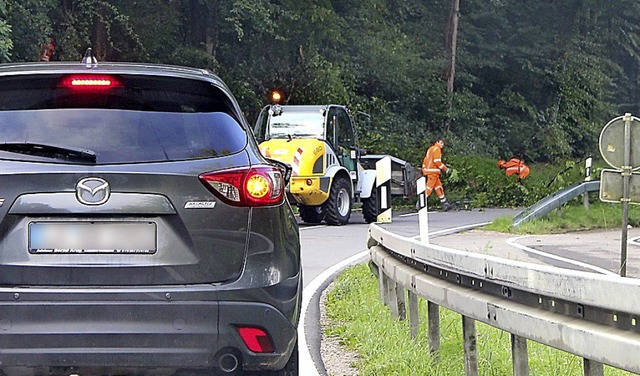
368, 223, 640, 375
512, 180, 600, 227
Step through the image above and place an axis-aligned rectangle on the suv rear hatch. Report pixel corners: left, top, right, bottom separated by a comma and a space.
0, 67, 252, 286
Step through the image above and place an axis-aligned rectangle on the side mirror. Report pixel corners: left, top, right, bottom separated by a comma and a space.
269, 104, 283, 117
350, 147, 368, 159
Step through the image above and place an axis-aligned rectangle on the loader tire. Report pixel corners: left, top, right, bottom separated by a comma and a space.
362, 183, 378, 223
299, 205, 324, 224
324, 176, 352, 226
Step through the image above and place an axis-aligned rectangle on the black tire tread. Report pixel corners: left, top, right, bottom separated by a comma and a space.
324, 177, 351, 226
299, 205, 324, 224
362, 183, 378, 223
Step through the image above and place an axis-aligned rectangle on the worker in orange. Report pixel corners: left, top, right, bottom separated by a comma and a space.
498, 158, 530, 180
38, 36, 55, 62
422, 136, 453, 211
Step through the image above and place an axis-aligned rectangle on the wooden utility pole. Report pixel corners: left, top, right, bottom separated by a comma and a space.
444, 0, 460, 133
94, 3, 108, 60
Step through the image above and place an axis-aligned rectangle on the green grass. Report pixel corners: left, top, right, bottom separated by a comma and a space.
325, 263, 635, 376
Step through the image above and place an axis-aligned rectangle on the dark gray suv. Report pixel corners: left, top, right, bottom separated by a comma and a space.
0, 54, 301, 376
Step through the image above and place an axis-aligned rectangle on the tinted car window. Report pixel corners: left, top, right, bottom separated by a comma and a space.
0, 74, 247, 164
0, 109, 247, 163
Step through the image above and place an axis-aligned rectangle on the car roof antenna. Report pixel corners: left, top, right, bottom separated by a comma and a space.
82, 48, 98, 67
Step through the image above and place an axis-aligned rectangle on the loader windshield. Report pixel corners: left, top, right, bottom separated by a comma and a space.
268, 111, 324, 139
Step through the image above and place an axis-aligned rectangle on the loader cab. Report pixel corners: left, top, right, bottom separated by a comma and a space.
254, 104, 360, 181
254, 105, 325, 142
326, 106, 357, 173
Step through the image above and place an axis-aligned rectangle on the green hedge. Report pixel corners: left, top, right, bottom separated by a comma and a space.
417, 155, 602, 209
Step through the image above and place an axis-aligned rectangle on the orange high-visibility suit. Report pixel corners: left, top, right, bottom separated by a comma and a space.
498, 158, 530, 179
38, 37, 55, 62
422, 140, 448, 199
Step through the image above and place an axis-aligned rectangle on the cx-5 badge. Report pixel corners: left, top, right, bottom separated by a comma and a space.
185, 201, 216, 209
76, 177, 110, 205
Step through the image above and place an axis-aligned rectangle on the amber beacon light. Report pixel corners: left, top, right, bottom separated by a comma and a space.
270, 90, 283, 104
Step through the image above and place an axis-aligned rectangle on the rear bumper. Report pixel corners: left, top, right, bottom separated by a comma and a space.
0, 280, 300, 375
288, 176, 330, 206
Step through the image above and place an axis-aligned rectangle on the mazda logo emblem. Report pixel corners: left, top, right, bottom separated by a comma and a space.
76, 177, 110, 205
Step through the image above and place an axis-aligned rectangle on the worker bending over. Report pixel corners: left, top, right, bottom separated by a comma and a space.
497, 158, 530, 180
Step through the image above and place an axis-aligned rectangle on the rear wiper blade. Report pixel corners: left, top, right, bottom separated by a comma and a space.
0, 142, 97, 163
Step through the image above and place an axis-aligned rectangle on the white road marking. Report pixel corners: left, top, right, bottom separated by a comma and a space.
299, 225, 327, 231
299, 250, 368, 376
506, 235, 618, 276
411, 222, 491, 239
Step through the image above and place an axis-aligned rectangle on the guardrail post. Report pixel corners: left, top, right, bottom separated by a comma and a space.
462, 315, 478, 376
409, 290, 419, 340
378, 266, 389, 306
428, 301, 441, 360
388, 278, 399, 318
511, 334, 529, 376
583, 359, 604, 376
396, 284, 407, 321
376, 156, 392, 223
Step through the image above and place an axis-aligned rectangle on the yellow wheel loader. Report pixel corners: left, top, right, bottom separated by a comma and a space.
254, 104, 415, 225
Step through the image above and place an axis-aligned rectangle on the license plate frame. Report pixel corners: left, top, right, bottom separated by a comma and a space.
29, 221, 157, 254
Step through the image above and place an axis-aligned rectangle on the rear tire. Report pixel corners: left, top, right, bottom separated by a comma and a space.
299, 205, 324, 224
362, 183, 378, 223
324, 177, 351, 225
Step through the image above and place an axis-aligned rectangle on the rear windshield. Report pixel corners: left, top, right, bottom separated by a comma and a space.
0, 109, 246, 163
0, 73, 247, 164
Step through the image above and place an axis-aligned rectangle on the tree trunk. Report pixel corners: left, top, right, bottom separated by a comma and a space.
189, 0, 208, 48
94, 2, 108, 60
444, 0, 460, 133
207, 4, 218, 57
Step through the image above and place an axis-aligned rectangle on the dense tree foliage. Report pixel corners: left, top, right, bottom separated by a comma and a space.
1, 0, 638, 169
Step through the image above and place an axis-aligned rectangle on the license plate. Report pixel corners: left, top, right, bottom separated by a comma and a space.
29, 222, 157, 254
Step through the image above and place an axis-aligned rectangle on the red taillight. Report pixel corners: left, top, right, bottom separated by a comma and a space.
237, 327, 274, 353
199, 165, 285, 207
59, 75, 122, 90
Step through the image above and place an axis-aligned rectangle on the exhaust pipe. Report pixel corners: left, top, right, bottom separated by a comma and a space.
218, 352, 239, 374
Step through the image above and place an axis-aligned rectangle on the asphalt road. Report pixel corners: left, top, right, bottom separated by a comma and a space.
299, 208, 520, 286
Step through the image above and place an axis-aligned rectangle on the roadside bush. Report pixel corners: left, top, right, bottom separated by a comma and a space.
429, 154, 596, 208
